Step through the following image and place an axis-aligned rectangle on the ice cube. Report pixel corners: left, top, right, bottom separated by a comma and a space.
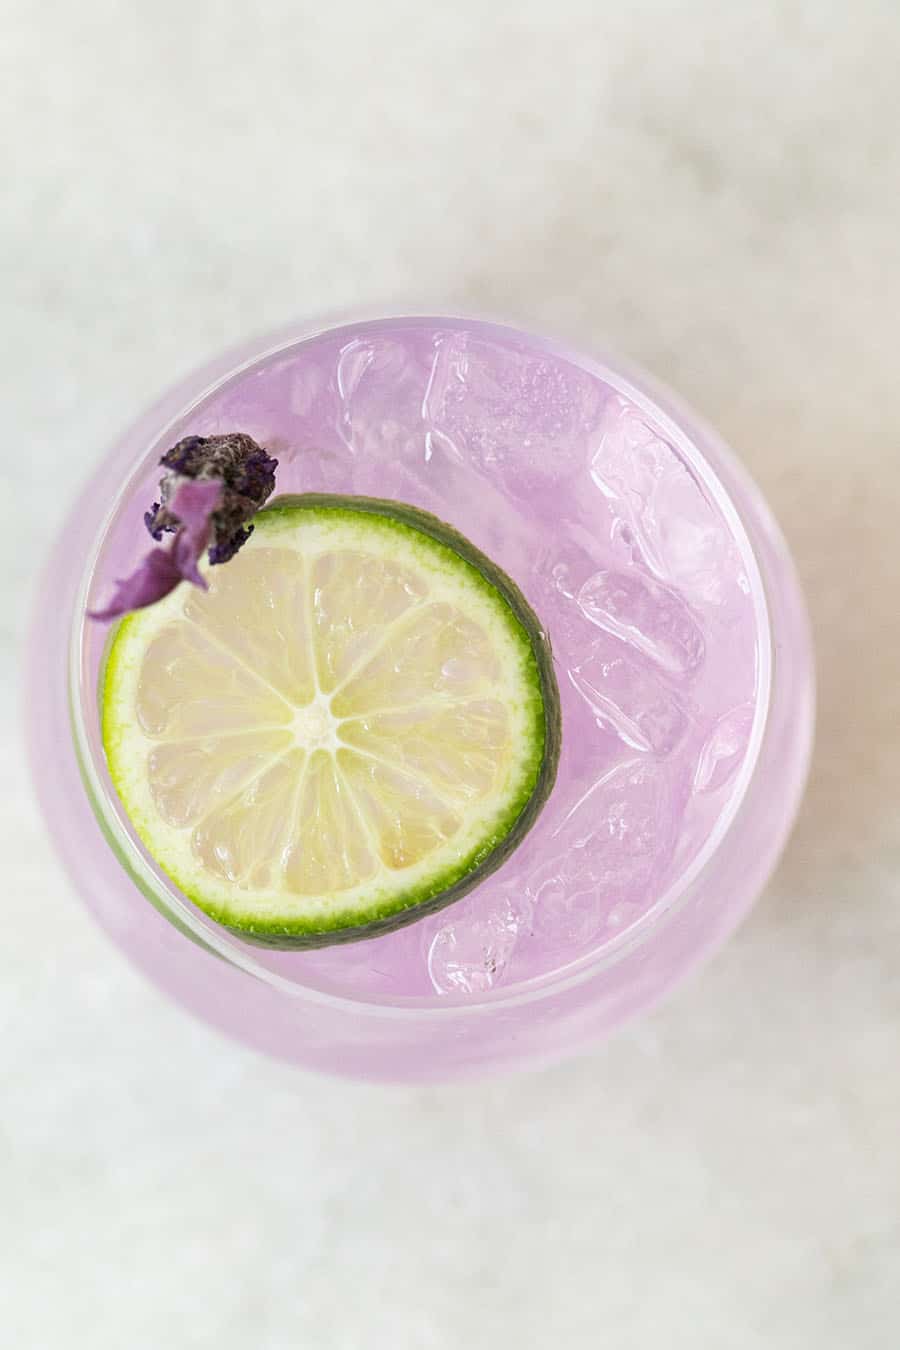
289, 357, 329, 417
590, 396, 743, 604
529, 873, 608, 947
529, 759, 678, 949
426, 893, 524, 995
335, 335, 429, 460
192, 349, 340, 454
424, 332, 605, 493
693, 703, 755, 792
569, 636, 690, 755
576, 569, 705, 676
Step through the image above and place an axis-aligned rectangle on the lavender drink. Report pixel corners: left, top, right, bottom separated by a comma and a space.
28, 316, 813, 1078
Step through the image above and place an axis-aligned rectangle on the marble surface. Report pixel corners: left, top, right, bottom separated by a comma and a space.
3, 2, 899, 1346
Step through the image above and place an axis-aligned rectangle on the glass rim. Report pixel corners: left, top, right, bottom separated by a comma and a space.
68, 310, 776, 1019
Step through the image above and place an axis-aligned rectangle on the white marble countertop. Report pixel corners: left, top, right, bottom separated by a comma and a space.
3, 3, 899, 1346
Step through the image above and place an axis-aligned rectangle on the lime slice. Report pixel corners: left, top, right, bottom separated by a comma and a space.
102, 495, 560, 946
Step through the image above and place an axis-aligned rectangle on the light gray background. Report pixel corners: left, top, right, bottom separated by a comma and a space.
3, 3, 899, 1347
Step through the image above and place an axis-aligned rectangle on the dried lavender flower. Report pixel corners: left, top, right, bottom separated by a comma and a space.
89, 432, 278, 622
143, 433, 278, 563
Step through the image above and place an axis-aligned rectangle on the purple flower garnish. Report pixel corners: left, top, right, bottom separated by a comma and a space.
89, 432, 278, 622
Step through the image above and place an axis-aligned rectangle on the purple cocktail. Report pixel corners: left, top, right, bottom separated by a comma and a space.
27, 315, 814, 1079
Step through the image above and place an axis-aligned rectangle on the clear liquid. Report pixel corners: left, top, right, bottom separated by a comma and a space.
118, 319, 761, 1001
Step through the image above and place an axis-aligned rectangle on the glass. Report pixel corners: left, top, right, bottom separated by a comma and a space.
26, 314, 814, 1081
